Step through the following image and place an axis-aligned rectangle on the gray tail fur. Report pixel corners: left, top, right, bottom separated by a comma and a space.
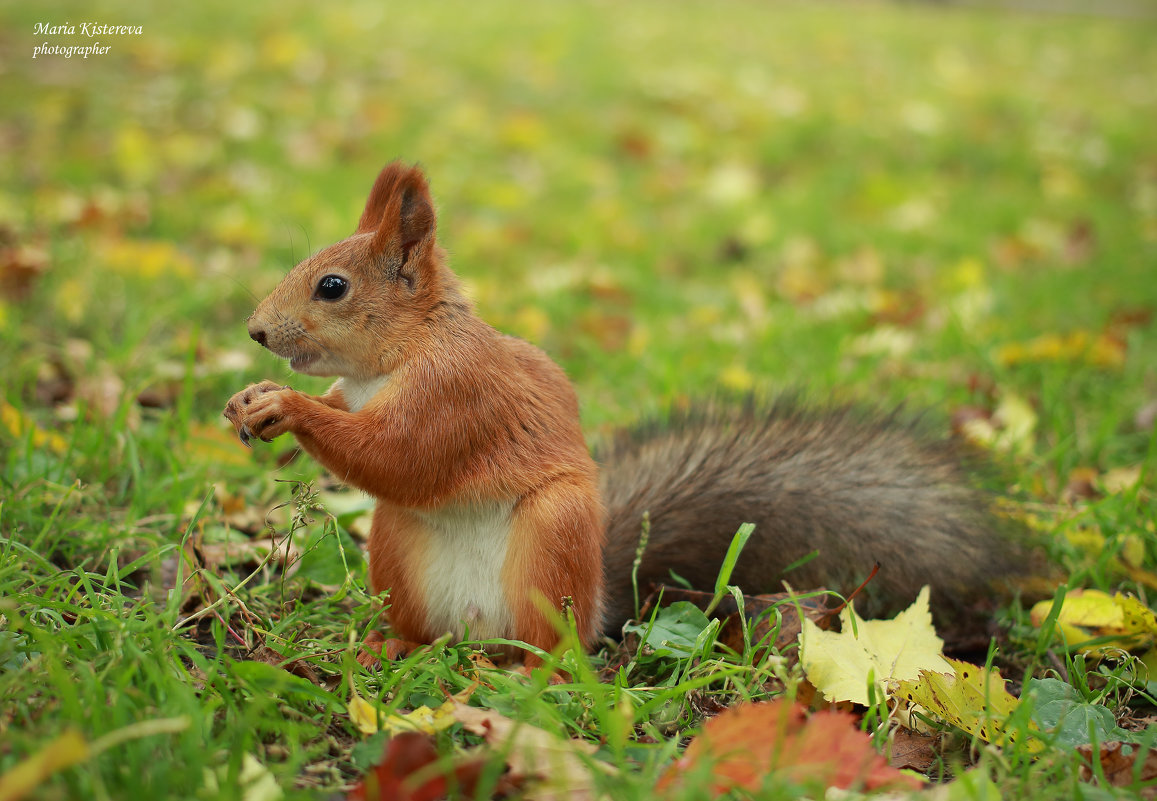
597, 397, 1020, 637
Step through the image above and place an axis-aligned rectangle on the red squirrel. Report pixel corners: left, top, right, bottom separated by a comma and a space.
224, 161, 1017, 660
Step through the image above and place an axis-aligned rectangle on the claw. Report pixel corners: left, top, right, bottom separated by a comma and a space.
259, 419, 277, 443
239, 425, 252, 448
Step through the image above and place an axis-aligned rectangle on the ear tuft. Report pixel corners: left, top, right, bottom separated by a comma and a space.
356, 161, 437, 277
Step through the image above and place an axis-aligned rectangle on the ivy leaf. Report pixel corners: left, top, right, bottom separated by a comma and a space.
1028, 677, 1136, 747
622, 601, 711, 658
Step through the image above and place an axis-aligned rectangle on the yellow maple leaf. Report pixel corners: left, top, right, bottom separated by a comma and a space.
347, 694, 457, 736
798, 586, 952, 705
1030, 589, 1157, 654
992, 393, 1037, 455
994, 330, 1125, 370
0, 402, 67, 454
381, 701, 457, 735
99, 238, 195, 280
892, 658, 1041, 752
1065, 527, 1146, 571
347, 693, 381, 736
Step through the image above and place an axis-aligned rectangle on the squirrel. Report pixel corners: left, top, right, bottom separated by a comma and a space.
223, 161, 1018, 662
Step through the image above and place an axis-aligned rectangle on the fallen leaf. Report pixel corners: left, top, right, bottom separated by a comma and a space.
1064, 527, 1148, 575
0, 402, 67, 454
349, 693, 383, 736
992, 393, 1037, 455
1077, 741, 1157, 799
1029, 677, 1134, 747
98, 237, 195, 280
0, 729, 89, 801
76, 366, 131, 423
888, 728, 939, 773
35, 359, 74, 407
249, 645, 320, 686
202, 753, 282, 801
994, 330, 1126, 370
1064, 467, 1101, 503
1101, 466, 1143, 495
0, 243, 49, 299
452, 700, 610, 801
953, 393, 1037, 454
636, 585, 835, 666
350, 696, 458, 737
892, 658, 1040, 752
196, 537, 295, 573
799, 586, 953, 705
1029, 589, 1157, 654
622, 600, 713, 661
656, 700, 923, 795
347, 732, 488, 801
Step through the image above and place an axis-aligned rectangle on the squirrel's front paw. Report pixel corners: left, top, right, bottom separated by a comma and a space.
223, 380, 292, 446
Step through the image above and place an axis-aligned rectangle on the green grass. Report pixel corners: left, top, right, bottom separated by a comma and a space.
2, 0, 1157, 798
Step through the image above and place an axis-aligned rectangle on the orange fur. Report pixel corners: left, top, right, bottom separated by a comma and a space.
224, 162, 605, 657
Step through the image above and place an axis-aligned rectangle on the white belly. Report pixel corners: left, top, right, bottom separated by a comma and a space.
337, 374, 391, 413
416, 501, 516, 641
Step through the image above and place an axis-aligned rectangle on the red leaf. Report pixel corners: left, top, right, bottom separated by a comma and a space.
347, 732, 485, 801
657, 700, 923, 796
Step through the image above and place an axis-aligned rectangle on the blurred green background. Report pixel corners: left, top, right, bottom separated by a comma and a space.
3, 0, 1153, 435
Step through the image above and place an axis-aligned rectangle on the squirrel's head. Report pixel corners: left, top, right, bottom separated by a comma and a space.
247, 161, 459, 378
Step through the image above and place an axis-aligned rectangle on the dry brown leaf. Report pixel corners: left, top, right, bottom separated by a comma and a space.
1064, 467, 1101, 503
214, 486, 274, 535
1077, 741, 1157, 799
0, 243, 50, 299
76, 366, 129, 422
657, 700, 924, 796
451, 700, 610, 801
249, 645, 320, 685
196, 537, 296, 573
889, 728, 939, 774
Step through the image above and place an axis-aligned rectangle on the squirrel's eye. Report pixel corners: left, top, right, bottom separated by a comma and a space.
314, 275, 348, 301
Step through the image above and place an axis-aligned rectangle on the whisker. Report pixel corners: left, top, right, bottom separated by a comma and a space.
222, 271, 261, 305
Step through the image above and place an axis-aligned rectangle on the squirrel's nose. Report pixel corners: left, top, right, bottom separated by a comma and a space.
248, 324, 268, 348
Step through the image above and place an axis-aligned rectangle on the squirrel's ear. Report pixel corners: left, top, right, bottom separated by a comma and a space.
356, 161, 436, 282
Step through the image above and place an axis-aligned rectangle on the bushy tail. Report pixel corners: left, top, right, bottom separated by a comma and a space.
597, 398, 1021, 637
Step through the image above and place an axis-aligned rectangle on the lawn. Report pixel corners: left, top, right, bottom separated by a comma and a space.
2, 1, 1156, 798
